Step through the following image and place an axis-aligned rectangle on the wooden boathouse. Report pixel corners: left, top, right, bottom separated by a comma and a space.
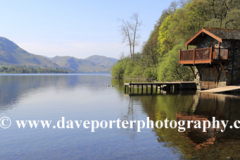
124, 28, 240, 94
179, 28, 240, 90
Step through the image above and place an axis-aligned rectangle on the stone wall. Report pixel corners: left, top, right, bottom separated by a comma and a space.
195, 66, 230, 89
230, 40, 240, 85
194, 35, 238, 90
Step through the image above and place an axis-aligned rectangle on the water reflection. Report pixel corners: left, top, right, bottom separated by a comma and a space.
0, 74, 110, 111
0, 74, 184, 159
112, 78, 240, 159
1, 75, 240, 159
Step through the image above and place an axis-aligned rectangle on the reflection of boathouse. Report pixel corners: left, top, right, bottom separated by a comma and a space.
179, 28, 240, 90
176, 113, 217, 150
177, 93, 240, 150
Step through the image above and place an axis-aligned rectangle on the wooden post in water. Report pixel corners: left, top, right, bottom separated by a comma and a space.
141, 84, 143, 94
151, 84, 153, 95
146, 85, 148, 94
156, 85, 158, 93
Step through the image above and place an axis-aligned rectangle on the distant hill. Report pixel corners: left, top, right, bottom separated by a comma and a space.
0, 37, 118, 73
86, 55, 118, 68
51, 56, 118, 73
0, 37, 59, 68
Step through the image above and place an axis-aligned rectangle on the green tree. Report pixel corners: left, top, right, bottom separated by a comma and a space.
158, 42, 193, 81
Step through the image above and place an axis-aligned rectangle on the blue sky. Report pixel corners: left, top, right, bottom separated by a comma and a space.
0, 0, 172, 59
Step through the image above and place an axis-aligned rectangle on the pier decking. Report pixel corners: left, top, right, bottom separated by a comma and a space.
200, 85, 240, 93
124, 82, 196, 94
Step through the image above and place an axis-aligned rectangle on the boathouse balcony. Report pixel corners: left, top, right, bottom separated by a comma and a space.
179, 47, 229, 65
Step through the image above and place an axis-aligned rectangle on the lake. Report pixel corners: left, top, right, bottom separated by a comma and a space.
0, 73, 240, 159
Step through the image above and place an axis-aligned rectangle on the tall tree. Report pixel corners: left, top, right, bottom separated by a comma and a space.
120, 13, 142, 61
205, 0, 240, 28
142, 24, 160, 68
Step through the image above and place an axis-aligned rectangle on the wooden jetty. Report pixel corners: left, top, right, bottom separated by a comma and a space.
200, 85, 240, 93
124, 82, 196, 94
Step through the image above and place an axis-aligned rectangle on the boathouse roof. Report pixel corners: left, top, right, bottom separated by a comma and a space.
185, 28, 240, 46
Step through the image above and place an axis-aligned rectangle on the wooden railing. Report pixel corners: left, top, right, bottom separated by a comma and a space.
179, 47, 229, 65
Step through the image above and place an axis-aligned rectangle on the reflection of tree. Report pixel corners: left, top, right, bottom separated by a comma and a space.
120, 96, 137, 139
144, 92, 240, 159
112, 78, 240, 159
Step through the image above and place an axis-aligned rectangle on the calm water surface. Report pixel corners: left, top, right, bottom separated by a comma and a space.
0, 74, 240, 159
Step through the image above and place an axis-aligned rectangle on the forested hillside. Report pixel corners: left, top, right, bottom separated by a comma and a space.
111, 0, 240, 81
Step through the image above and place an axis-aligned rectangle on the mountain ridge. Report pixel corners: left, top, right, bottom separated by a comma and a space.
0, 37, 118, 73
0, 37, 59, 68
